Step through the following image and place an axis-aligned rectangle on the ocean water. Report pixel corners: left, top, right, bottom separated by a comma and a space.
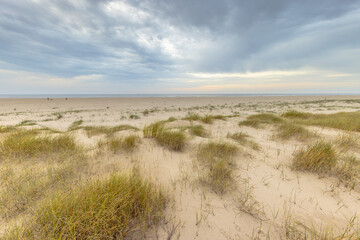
0, 93, 358, 98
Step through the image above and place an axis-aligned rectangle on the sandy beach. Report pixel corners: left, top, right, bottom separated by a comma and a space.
1, 95, 360, 239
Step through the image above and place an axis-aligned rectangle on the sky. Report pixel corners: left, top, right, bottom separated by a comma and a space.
0, 0, 359, 94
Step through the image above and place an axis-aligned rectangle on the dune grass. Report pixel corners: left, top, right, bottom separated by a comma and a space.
196, 142, 238, 194
183, 114, 227, 124
155, 130, 186, 151
0, 130, 79, 159
227, 132, 261, 151
108, 135, 141, 153
239, 113, 283, 128
143, 121, 165, 138
0, 125, 17, 133
282, 110, 360, 132
68, 120, 83, 130
292, 141, 337, 174
275, 122, 314, 141
5, 173, 166, 240
75, 124, 138, 137
188, 125, 208, 137
335, 133, 359, 150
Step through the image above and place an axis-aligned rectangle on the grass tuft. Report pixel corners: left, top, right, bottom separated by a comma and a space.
108, 135, 141, 153
143, 121, 165, 138
155, 130, 186, 151
292, 141, 337, 173
0, 131, 78, 159
188, 125, 208, 137
81, 125, 138, 137
196, 142, 238, 194
6, 173, 166, 239
276, 123, 314, 141
239, 113, 283, 128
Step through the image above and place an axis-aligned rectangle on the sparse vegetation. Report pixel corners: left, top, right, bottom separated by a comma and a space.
188, 125, 208, 137
6, 173, 166, 239
227, 132, 261, 151
68, 119, 83, 130
183, 114, 227, 124
239, 113, 283, 128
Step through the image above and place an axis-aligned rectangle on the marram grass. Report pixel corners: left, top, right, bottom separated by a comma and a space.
5, 173, 166, 239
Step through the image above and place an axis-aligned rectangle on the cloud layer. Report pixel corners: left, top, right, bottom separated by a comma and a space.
0, 0, 359, 93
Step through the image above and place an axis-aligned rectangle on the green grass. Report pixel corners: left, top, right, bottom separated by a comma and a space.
0, 131, 79, 159
17, 120, 36, 126
275, 122, 314, 141
183, 114, 227, 124
5, 173, 166, 239
227, 132, 249, 145
80, 125, 138, 137
282, 110, 360, 132
108, 135, 141, 153
155, 130, 186, 151
292, 141, 337, 173
196, 142, 238, 194
239, 113, 283, 128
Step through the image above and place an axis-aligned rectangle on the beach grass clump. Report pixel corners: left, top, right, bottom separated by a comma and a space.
108, 135, 141, 153
188, 125, 208, 137
282, 111, 360, 132
68, 120, 83, 130
143, 121, 165, 138
155, 130, 186, 151
227, 132, 249, 145
0, 130, 78, 159
239, 113, 283, 128
183, 113, 202, 121
227, 132, 261, 151
17, 120, 36, 127
281, 110, 312, 119
292, 141, 337, 173
196, 142, 238, 194
0, 125, 17, 133
82, 125, 138, 137
335, 155, 360, 188
276, 123, 314, 141
183, 114, 226, 124
335, 133, 359, 150
6, 173, 166, 240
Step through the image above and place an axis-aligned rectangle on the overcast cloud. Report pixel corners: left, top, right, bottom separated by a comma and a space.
0, 0, 359, 93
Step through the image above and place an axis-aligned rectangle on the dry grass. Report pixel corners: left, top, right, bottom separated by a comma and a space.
155, 130, 186, 151
188, 125, 208, 137
239, 113, 283, 128
292, 141, 337, 174
335, 133, 359, 150
5, 172, 166, 239
0, 125, 17, 133
108, 135, 141, 153
275, 122, 314, 141
0, 130, 79, 160
335, 155, 360, 188
143, 121, 165, 138
282, 110, 360, 132
80, 125, 138, 137
196, 142, 238, 194
183, 114, 226, 124
227, 132, 261, 151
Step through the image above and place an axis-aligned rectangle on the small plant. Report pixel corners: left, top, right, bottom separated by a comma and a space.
6, 173, 166, 239
227, 132, 249, 145
183, 113, 201, 121
292, 141, 337, 173
335, 133, 359, 150
155, 130, 186, 151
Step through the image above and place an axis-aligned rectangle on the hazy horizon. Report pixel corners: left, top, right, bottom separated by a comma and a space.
1, 0, 359, 94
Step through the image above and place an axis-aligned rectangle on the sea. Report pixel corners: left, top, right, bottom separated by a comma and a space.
0, 93, 358, 98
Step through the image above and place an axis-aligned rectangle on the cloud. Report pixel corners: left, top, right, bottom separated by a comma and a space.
0, 0, 359, 93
